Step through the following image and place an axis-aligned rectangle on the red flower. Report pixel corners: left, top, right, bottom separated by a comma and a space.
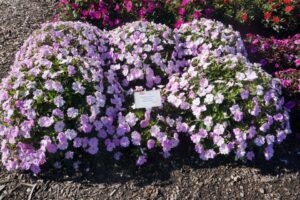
285, 6, 294, 13
224, 0, 229, 4
272, 16, 280, 23
241, 14, 248, 22
264, 12, 272, 20
283, 0, 291, 4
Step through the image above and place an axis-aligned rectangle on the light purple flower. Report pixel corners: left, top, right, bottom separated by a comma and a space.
131, 131, 141, 146
38, 116, 54, 128
120, 136, 130, 147
136, 155, 147, 166
67, 107, 79, 118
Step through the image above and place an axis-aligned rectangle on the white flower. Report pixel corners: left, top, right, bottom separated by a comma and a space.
213, 123, 225, 135
236, 72, 246, 80
245, 70, 258, 81
256, 85, 264, 96
204, 94, 214, 104
204, 116, 213, 128
192, 98, 200, 106
72, 81, 85, 95
214, 93, 224, 104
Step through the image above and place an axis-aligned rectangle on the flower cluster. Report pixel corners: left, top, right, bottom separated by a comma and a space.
0, 21, 125, 173
164, 53, 291, 160
104, 19, 248, 164
58, 0, 163, 29
173, 19, 247, 72
58, 0, 300, 34
0, 19, 292, 173
106, 21, 183, 164
245, 33, 300, 74
108, 21, 175, 89
245, 33, 300, 109
275, 69, 300, 94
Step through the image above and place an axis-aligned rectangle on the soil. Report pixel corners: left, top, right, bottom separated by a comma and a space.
0, 0, 300, 200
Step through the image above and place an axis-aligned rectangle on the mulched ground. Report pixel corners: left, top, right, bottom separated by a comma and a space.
0, 1, 300, 199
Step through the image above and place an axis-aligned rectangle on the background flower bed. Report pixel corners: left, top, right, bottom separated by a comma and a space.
58, 0, 300, 35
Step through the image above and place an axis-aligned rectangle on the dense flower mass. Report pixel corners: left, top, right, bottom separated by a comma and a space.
173, 19, 247, 72
0, 19, 293, 173
58, 0, 300, 33
164, 53, 291, 160
0, 21, 125, 173
106, 21, 180, 163
108, 20, 175, 89
245, 33, 300, 109
245, 33, 300, 74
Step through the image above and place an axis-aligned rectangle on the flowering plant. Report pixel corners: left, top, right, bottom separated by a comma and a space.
58, 0, 164, 29
244, 33, 300, 74
173, 18, 247, 69
104, 19, 249, 164
165, 53, 291, 160
103, 21, 178, 164
108, 21, 175, 89
0, 21, 125, 173
58, 0, 300, 34
0, 19, 293, 173
275, 69, 300, 95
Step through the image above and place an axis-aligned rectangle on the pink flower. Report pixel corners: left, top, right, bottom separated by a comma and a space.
71, 3, 78, 10
175, 18, 184, 28
179, 8, 185, 16
193, 10, 202, 19
138, 8, 146, 18
295, 59, 300, 67
125, 1, 133, 12
81, 10, 89, 17
180, 0, 190, 6
60, 0, 69, 5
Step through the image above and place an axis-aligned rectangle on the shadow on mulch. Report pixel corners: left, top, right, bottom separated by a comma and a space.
31, 131, 300, 188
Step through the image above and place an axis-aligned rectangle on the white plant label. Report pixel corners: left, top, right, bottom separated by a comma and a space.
134, 90, 162, 109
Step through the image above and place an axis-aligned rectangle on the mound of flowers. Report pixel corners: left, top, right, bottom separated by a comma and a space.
164, 53, 291, 160
108, 20, 175, 88
0, 19, 292, 173
0, 21, 125, 173
105, 21, 179, 164
173, 19, 247, 72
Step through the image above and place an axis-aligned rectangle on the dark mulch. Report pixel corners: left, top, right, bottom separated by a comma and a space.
0, 1, 300, 200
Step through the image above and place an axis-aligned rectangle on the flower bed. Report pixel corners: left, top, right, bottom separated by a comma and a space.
0, 19, 292, 173
58, 0, 300, 34
244, 33, 300, 74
